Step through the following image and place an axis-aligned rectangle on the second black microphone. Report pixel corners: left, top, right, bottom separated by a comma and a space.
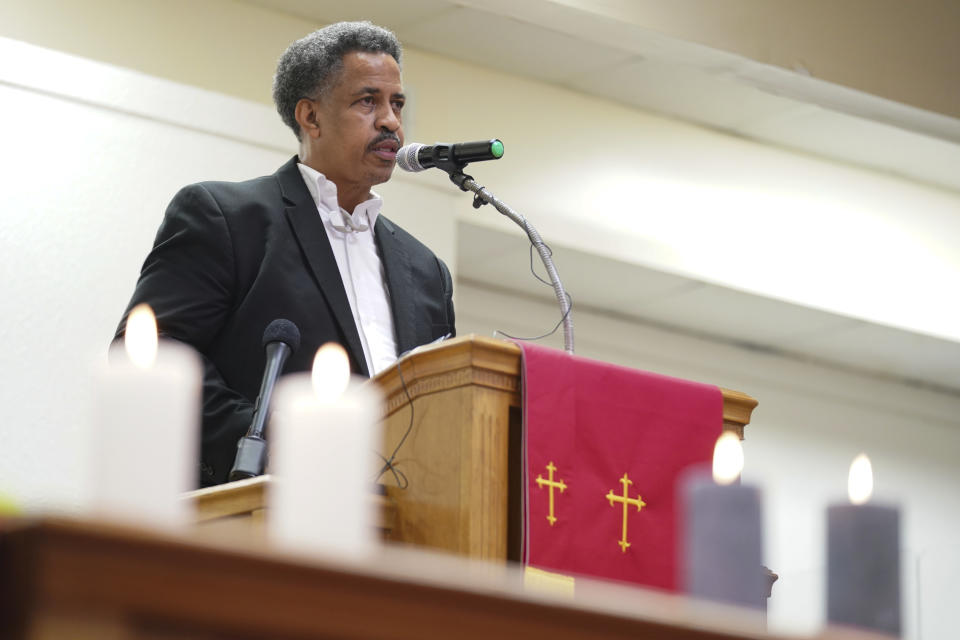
228, 318, 301, 482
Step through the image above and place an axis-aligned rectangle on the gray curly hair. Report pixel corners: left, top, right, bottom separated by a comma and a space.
273, 21, 402, 140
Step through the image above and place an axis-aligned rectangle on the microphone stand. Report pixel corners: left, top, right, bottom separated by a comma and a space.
438, 161, 574, 355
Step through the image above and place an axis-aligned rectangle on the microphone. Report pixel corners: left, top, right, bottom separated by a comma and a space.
229, 319, 301, 482
396, 139, 504, 172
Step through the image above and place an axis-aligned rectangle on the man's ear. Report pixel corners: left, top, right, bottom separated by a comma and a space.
294, 98, 322, 139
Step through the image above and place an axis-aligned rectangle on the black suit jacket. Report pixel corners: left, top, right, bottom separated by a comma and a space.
116, 157, 455, 486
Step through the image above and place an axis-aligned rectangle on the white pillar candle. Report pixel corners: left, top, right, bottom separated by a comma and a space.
269, 343, 382, 558
90, 304, 201, 529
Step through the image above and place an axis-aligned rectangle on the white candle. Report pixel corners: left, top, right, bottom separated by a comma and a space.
269, 343, 382, 557
90, 304, 201, 529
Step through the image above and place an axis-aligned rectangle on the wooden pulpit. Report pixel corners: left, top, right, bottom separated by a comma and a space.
189, 335, 758, 564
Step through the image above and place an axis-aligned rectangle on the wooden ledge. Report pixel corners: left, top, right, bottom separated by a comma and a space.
188, 475, 268, 523
185, 475, 396, 533
373, 334, 523, 417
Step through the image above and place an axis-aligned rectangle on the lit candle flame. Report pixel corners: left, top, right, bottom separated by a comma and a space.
712, 431, 743, 485
311, 343, 350, 402
125, 304, 158, 368
848, 453, 873, 505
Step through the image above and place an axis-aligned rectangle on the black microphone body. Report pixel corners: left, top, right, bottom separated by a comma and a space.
229, 319, 300, 482
246, 340, 291, 439
396, 139, 503, 173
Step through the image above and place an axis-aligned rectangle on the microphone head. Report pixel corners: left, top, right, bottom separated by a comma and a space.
262, 318, 301, 353
396, 143, 427, 172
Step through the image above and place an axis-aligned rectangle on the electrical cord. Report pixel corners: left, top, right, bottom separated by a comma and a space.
374, 355, 414, 488
495, 240, 575, 342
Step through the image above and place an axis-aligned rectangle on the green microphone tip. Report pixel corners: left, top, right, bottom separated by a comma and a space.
490, 139, 504, 158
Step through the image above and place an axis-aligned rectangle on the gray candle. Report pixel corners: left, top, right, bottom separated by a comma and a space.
682, 433, 765, 609
827, 454, 901, 636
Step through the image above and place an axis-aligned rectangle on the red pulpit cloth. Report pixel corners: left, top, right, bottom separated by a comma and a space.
519, 342, 723, 590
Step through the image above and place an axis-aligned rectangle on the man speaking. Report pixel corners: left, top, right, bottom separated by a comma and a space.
116, 21, 455, 487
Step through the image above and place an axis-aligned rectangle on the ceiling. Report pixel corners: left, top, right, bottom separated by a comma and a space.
245, 0, 960, 394
246, 0, 960, 193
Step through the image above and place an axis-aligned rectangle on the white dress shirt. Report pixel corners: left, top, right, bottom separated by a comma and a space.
297, 163, 398, 376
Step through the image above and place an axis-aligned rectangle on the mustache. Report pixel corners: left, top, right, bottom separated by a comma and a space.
368, 131, 401, 150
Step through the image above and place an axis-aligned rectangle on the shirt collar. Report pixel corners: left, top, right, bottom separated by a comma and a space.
297, 162, 382, 230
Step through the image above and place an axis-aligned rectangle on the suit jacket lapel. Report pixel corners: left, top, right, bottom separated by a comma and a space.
275, 158, 369, 377
375, 216, 417, 354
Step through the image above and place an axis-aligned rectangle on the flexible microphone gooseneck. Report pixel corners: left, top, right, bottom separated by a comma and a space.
228, 319, 301, 482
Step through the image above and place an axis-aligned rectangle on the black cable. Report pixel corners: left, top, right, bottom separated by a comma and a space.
528, 240, 554, 286
495, 291, 573, 342
374, 355, 415, 488
375, 452, 408, 489
495, 239, 574, 342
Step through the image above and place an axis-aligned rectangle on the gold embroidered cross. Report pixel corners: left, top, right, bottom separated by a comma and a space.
606, 472, 647, 552
535, 461, 567, 525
